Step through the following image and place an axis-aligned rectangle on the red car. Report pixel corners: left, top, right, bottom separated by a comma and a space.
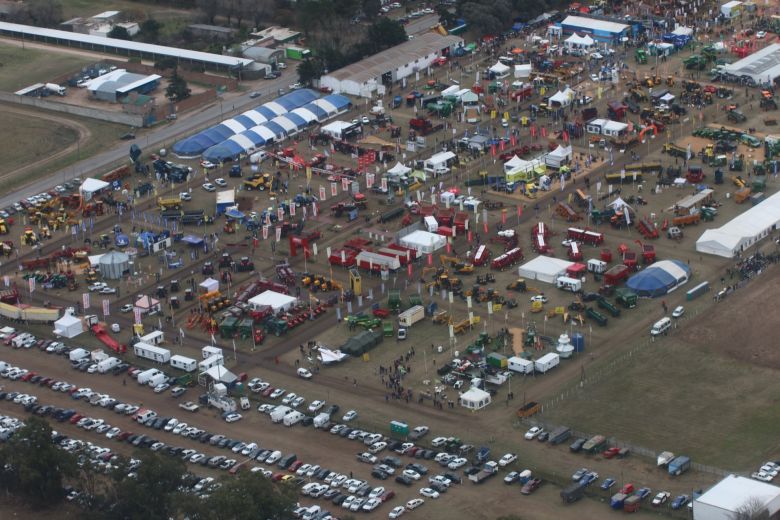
620, 483, 635, 495
69, 414, 83, 424
289, 460, 304, 472
117, 431, 132, 441
20, 372, 36, 382
380, 490, 395, 502
262, 386, 275, 397
603, 447, 621, 459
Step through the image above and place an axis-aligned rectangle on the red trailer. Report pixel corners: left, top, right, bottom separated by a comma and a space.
583, 230, 604, 246
471, 244, 491, 266
568, 242, 583, 261
637, 218, 659, 239
328, 248, 358, 267
490, 230, 518, 250
437, 226, 455, 237
376, 247, 410, 266
604, 265, 630, 286
344, 238, 372, 252
532, 222, 550, 238
386, 243, 417, 261
533, 234, 553, 255
453, 212, 469, 233
566, 263, 587, 278
567, 227, 586, 241
436, 207, 455, 226
622, 251, 638, 271
639, 243, 656, 264
600, 248, 613, 263
491, 247, 524, 270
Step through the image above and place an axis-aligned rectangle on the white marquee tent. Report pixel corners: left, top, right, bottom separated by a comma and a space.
80, 178, 110, 201
248, 290, 298, 312
518, 256, 574, 284
460, 387, 492, 410
53, 313, 83, 339
564, 33, 595, 49
696, 190, 780, 257
545, 145, 572, 168
489, 61, 511, 78
387, 162, 411, 176
549, 87, 575, 107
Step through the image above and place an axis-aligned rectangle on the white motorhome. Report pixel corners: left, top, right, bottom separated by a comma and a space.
556, 276, 582, 292
507, 356, 534, 374
587, 259, 607, 274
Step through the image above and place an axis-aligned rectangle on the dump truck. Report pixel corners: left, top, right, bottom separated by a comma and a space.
561, 482, 586, 503
615, 288, 637, 308
668, 455, 691, 476
516, 401, 541, 418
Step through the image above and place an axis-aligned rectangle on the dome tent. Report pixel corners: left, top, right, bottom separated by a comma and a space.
626, 260, 691, 297
99, 250, 130, 280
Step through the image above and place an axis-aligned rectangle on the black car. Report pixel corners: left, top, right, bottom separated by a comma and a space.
582, 292, 600, 302
316, 469, 331, 480
537, 432, 549, 442
409, 463, 428, 475
382, 456, 402, 468
332, 494, 348, 506
464, 467, 480, 476
443, 472, 462, 484
339, 428, 352, 438
430, 481, 448, 493
371, 469, 389, 480
322, 488, 339, 500
395, 474, 412, 487
324, 404, 339, 416
569, 438, 587, 453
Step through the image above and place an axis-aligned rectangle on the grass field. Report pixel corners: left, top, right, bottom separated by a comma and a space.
542, 311, 780, 472
0, 113, 80, 174
0, 44, 92, 93
60, 0, 194, 24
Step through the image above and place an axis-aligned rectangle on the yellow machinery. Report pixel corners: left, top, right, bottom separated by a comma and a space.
432, 310, 450, 324
0, 219, 7, 234
530, 301, 544, 313
158, 197, 181, 210
243, 173, 272, 191
349, 268, 362, 296
302, 273, 343, 292
439, 255, 475, 274
85, 269, 98, 282
20, 228, 37, 246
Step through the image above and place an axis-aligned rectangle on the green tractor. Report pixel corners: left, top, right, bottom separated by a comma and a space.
635, 49, 647, 64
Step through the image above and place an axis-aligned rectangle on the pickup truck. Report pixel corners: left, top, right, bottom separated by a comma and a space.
179, 401, 200, 412
469, 461, 498, 484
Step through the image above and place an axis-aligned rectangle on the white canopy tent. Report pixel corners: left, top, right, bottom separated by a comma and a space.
80, 178, 110, 201
489, 61, 511, 78
202, 364, 237, 384
503, 155, 525, 173
248, 290, 298, 312
199, 278, 219, 293
460, 387, 491, 410
517, 256, 574, 284
399, 230, 446, 254
318, 347, 348, 364
549, 87, 575, 107
564, 33, 595, 49
53, 313, 83, 339
696, 190, 780, 257
387, 162, 411, 176
545, 145, 572, 168
514, 64, 532, 79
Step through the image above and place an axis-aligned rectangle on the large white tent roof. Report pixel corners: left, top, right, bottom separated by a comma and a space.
518, 255, 574, 283
388, 162, 412, 175
696, 190, 780, 257
80, 178, 110, 194
489, 61, 510, 74
565, 33, 594, 46
248, 290, 297, 312
695, 474, 780, 516
549, 87, 575, 106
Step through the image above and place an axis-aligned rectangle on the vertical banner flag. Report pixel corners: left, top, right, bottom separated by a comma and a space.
82, 293, 90, 310
290, 203, 296, 216
331, 182, 338, 197
381, 177, 388, 192
501, 208, 507, 224
312, 203, 318, 217
133, 307, 142, 325
277, 207, 285, 221
342, 177, 349, 192
275, 226, 282, 242
102, 299, 110, 316
319, 186, 327, 201
262, 225, 269, 240
28, 277, 35, 293
366, 173, 374, 189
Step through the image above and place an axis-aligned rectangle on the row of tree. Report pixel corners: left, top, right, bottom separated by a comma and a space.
0, 417, 295, 520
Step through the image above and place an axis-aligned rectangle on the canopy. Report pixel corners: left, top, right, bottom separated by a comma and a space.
549, 87, 575, 107
248, 290, 297, 312
80, 178, 110, 201
503, 155, 524, 172
388, 162, 411, 176
514, 64, 532, 78
489, 61, 510, 74
608, 196, 633, 211
203, 364, 237, 384
517, 255, 574, 284
565, 33, 595, 47
199, 278, 219, 293
318, 347, 347, 364
626, 260, 691, 297
181, 235, 204, 246
460, 387, 491, 410
53, 313, 83, 339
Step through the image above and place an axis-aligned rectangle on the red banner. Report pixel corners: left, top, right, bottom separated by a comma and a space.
275, 226, 282, 242
342, 177, 349, 192
277, 207, 284, 221
427, 254, 433, 266
319, 186, 327, 200
331, 182, 338, 197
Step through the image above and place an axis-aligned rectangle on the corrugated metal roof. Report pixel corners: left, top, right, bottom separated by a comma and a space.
0, 21, 253, 67
561, 15, 629, 34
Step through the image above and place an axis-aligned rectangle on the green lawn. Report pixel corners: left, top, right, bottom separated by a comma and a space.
541, 338, 780, 471
0, 43, 92, 92
0, 113, 79, 175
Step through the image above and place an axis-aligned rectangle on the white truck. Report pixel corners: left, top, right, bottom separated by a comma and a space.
556, 276, 582, 292
96, 357, 121, 373
134, 342, 171, 363
45, 83, 66, 96
507, 356, 534, 374
534, 353, 560, 374
314, 412, 331, 429
657, 451, 675, 468
207, 394, 237, 413
398, 305, 425, 328
137, 368, 160, 385
270, 405, 292, 424
587, 259, 607, 274
283, 411, 304, 426
202, 345, 223, 359
147, 372, 167, 387
170, 354, 197, 372
69, 348, 90, 363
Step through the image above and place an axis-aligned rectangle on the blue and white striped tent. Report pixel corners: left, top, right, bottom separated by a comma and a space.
172, 89, 319, 157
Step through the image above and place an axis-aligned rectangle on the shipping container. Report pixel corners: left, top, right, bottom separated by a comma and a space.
398, 305, 425, 327
170, 354, 197, 372
686, 281, 709, 301
610, 493, 628, 509
668, 455, 691, 476
198, 354, 224, 372
534, 353, 559, 373
508, 356, 534, 374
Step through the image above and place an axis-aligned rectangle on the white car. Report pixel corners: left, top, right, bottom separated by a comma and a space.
308, 400, 324, 412
153, 383, 170, 394
282, 393, 298, 405
753, 471, 774, 482
652, 491, 671, 506
343, 410, 357, 422
214, 178, 227, 187
291, 396, 305, 408
672, 305, 685, 318
590, 52, 603, 60
224, 413, 242, 423
757, 31, 767, 39
120, 304, 133, 313
105, 427, 121, 439
179, 192, 192, 201
403, 469, 421, 481
370, 441, 387, 454
590, 73, 599, 82
524, 426, 543, 440
406, 498, 424, 510
431, 437, 447, 447
200, 161, 217, 170
529, 295, 548, 304
289, 82, 303, 90
447, 457, 467, 470
419, 487, 439, 499
389, 505, 405, 518
297, 368, 312, 379
499, 453, 517, 467
202, 183, 216, 192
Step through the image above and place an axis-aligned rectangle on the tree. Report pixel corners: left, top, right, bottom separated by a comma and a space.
155, 57, 178, 70
166, 70, 191, 101
185, 471, 296, 520
297, 58, 325, 85
139, 19, 162, 43
107, 25, 132, 40
436, 4, 458, 27
362, 0, 382, 20
732, 497, 771, 520
365, 18, 407, 53
111, 451, 186, 520
458, 0, 512, 35
196, 0, 219, 24
0, 416, 76, 508
10, 0, 63, 26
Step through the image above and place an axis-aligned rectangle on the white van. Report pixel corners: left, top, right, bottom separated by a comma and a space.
650, 317, 672, 336
249, 151, 269, 164
556, 276, 582, 292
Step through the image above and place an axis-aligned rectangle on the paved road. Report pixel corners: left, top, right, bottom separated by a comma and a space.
0, 73, 293, 209
404, 14, 440, 36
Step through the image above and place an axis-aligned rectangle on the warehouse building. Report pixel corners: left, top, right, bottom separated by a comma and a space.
87, 68, 161, 102
0, 21, 252, 73
558, 15, 629, 44
319, 32, 463, 97
721, 43, 780, 86
693, 474, 780, 520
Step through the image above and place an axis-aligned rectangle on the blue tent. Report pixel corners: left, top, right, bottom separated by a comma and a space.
626, 260, 691, 297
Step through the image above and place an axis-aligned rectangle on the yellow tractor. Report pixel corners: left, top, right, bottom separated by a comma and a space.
0, 219, 7, 235
439, 255, 475, 274
20, 228, 37, 246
